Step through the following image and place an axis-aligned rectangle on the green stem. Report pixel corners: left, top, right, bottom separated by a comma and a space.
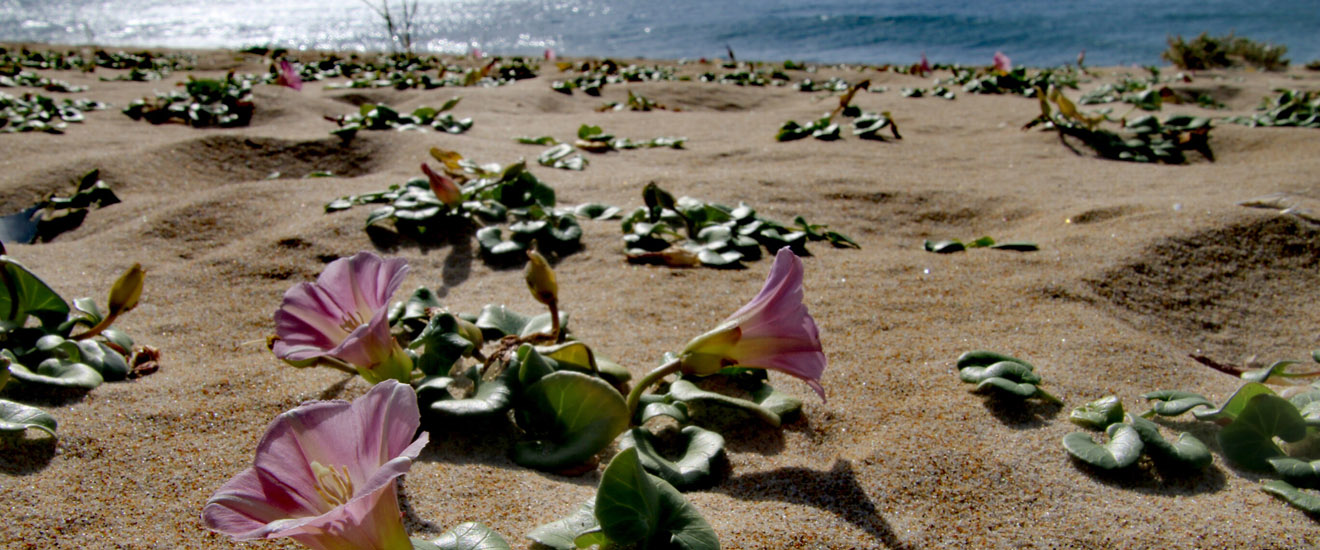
70, 310, 120, 341
624, 358, 682, 426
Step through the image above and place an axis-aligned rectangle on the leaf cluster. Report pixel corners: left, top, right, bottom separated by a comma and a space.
327, 152, 585, 265
943, 65, 1079, 97
1226, 89, 1320, 129
0, 46, 193, 74
0, 91, 106, 133
122, 74, 255, 127
1, 257, 156, 438
329, 97, 469, 140
1024, 87, 1214, 164
551, 60, 676, 96
1163, 32, 1289, 71
0, 70, 87, 93
955, 350, 1061, 404
0, 169, 119, 244
923, 236, 1037, 253
621, 183, 857, 268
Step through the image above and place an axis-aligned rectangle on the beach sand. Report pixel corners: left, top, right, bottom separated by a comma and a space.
2, 46, 1319, 549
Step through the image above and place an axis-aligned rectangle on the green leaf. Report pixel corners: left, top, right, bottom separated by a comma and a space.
653, 476, 720, 550
667, 378, 801, 428
410, 314, 475, 376
957, 350, 1035, 371
989, 241, 1039, 251
1263, 480, 1320, 514
596, 447, 662, 543
924, 239, 965, 253
1193, 382, 1274, 423
958, 360, 1041, 385
1268, 457, 1320, 489
1063, 424, 1143, 469
1242, 360, 1305, 383
474, 304, 531, 339
618, 426, 725, 490
527, 499, 599, 550
1218, 393, 1308, 471
1140, 390, 1213, 417
412, 522, 511, 550
6, 356, 103, 390
972, 377, 1039, 399
1125, 414, 1212, 469
573, 203, 621, 220
512, 371, 629, 471
417, 370, 514, 422
1069, 395, 1125, 430
514, 344, 556, 388
0, 399, 57, 436
0, 256, 71, 332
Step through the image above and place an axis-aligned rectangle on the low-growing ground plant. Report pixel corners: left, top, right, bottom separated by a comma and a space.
1163, 32, 1289, 71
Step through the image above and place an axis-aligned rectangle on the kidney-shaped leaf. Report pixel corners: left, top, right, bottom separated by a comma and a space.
526, 499, 599, 550
667, 378, 799, 428
1218, 393, 1308, 471
1125, 414, 1211, 470
416, 371, 513, 423
7, 357, 103, 390
1140, 390, 1213, 417
1193, 382, 1274, 424
512, 371, 629, 471
1069, 395, 1124, 430
618, 426, 726, 490
1263, 480, 1320, 514
959, 360, 1041, 385
0, 399, 57, 436
956, 350, 1035, 371
596, 447, 662, 544
1268, 457, 1320, 489
1062, 424, 1143, 470
0, 256, 70, 332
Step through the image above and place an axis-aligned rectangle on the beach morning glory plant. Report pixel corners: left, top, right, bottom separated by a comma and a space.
271, 251, 414, 384
202, 380, 428, 550
626, 247, 827, 415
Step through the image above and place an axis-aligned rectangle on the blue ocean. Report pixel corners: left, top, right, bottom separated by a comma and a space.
1, 0, 1317, 67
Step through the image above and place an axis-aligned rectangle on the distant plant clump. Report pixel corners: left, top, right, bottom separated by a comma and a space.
1163, 33, 1289, 71
122, 74, 256, 128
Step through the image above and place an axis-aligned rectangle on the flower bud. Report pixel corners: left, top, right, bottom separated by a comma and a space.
108, 263, 144, 316
454, 317, 485, 351
421, 163, 463, 207
524, 250, 558, 307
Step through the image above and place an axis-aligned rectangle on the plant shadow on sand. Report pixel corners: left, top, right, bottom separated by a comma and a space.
367, 225, 478, 296
718, 459, 918, 550
0, 434, 58, 475
979, 394, 1063, 428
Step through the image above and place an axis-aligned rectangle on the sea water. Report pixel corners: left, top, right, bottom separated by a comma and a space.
1, 0, 1317, 67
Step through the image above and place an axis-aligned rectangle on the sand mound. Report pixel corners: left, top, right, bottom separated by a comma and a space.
1089, 213, 1320, 362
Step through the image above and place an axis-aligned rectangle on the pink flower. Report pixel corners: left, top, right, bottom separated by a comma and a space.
470, 46, 483, 60
272, 252, 413, 384
915, 53, 932, 76
420, 163, 463, 207
678, 248, 827, 400
276, 60, 303, 91
993, 51, 1012, 73
544, 48, 556, 61
203, 380, 428, 550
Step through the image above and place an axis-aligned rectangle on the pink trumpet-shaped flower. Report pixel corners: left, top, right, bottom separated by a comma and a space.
544, 48, 556, 61
272, 252, 413, 384
276, 60, 303, 91
992, 51, 1012, 73
420, 163, 463, 207
678, 247, 827, 400
915, 53, 932, 76
203, 380, 428, 550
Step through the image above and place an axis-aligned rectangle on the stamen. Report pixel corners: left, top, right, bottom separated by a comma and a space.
310, 461, 355, 508
337, 311, 367, 333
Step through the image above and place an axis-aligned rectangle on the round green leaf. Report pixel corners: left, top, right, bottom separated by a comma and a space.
1069, 395, 1124, 430
1063, 424, 1143, 470
654, 473, 720, 550
1140, 390, 1212, 417
527, 499, 599, 550
618, 426, 725, 490
7, 357, 103, 390
0, 256, 71, 332
1218, 393, 1308, 471
959, 360, 1041, 385
512, 371, 629, 471
1193, 382, 1275, 423
972, 377, 1039, 399
667, 378, 799, 428
1263, 480, 1320, 514
417, 371, 513, 422
1268, 457, 1320, 489
0, 399, 57, 436
956, 350, 1035, 371
1125, 414, 1211, 470
596, 447, 661, 544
